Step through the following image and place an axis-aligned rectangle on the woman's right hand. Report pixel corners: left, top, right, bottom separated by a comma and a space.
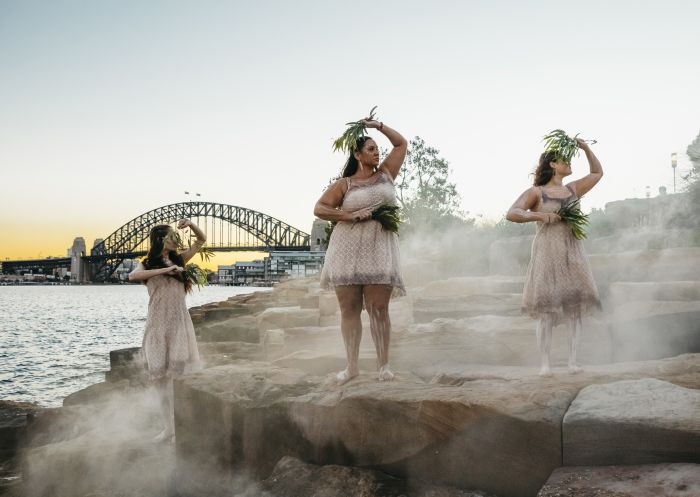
166, 265, 184, 274
537, 212, 561, 224
346, 209, 373, 222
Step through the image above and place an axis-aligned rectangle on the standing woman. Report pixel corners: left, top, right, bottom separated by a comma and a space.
129, 219, 205, 441
506, 139, 603, 376
315, 118, 407, 385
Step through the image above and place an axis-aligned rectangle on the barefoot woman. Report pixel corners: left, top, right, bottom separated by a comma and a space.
506, 139, 602, 376
129, 219, 205, 440
315, 118, 407, 384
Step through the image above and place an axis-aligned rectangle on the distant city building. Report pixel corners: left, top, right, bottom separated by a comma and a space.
218, 250, 326, 286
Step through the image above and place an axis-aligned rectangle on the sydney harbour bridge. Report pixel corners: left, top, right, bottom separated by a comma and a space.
2, 202, 317, 282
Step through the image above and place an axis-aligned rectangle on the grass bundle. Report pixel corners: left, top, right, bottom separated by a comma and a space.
557, 198, 589, 240
542, 129, 597, 163
371, 204, 402, 233
323, 204, 402, 243
184, 263, 208, 290
332, 106, 378, 153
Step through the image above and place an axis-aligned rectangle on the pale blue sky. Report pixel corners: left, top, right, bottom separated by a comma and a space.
1, 0, 699, 257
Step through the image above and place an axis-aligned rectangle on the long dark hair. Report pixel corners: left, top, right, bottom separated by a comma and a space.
341, 136, 374, 177
142, 224, 192, 293
533, 151, 559, 186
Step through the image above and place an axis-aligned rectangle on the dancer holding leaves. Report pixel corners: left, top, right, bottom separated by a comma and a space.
506, 131, 603, 376
315, 110, 407, 384
128, 219, 206, 441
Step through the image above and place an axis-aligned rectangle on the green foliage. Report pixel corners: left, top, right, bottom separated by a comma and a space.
685, 130, 700, 214
542, 129, 596, 164
394, 137, 471, 233
184, 264, 208, 290
332, 106, 377, 153
557, 198, 590, 240
371, 204, 402, 233
166, 230, 215, 262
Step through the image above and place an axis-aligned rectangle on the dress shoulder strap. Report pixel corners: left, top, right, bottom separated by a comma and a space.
565, 184, 576, 197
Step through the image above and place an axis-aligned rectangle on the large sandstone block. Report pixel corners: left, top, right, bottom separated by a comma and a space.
420, 276, 525, 298
198, 315, 259, 343
257, 306, 320, 331
563, 378, 700, 466
538, 463, 700, 497
589, 247, 700, 286
413, 294, 522, 323
175, 355, 700, 497
608, 301, 700, 361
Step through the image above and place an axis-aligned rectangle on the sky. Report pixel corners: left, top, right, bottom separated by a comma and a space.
1, 0, 699, 266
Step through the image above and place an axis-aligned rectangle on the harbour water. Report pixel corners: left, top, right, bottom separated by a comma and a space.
0, 284, 265, 406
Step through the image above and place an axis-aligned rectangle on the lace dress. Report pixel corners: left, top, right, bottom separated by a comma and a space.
320, 171, 406, 297
136, 261, 201, 379
521, 185, 601, 324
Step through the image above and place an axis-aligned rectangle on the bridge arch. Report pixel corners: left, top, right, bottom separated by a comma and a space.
89, 202, 310, 281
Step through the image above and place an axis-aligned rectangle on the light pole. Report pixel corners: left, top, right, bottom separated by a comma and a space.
671, 153, 678, 193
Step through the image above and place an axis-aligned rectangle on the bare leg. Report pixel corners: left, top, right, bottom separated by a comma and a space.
153, 377, 174, 442
568, 314, 583, 374
363, 285, 394, 381
536, 314, 554, 377
335, 286, 363, 385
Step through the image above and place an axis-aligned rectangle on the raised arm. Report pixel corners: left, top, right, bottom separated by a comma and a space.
178, 219, 207, 264
568, 139, 603, 197
365, 120, 407, 180
506, 187, 559, 224
314, 179, 372, 222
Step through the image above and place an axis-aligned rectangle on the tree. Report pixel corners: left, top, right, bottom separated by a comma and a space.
394, 136, 471, 233
686, 130, 700, 210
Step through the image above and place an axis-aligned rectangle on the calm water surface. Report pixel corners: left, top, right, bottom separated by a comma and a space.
0, 285, 266, 406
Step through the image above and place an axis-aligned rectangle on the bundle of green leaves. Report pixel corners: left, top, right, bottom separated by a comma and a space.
371, 204, 402, 233
332, 106, 378, 153
184, 263, 208, 289
557, 198, 590, 240
542, 129, 596, 163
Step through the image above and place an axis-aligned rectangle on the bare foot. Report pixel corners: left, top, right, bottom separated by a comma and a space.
538, 366, 553, 377
378, 364, 395, 382
336, 367, 358, 386
153, 428, 174, 443
568, 364, 583, 374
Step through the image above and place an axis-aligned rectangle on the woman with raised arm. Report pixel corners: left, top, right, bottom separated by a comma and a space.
128, 219, 205, 441
315, 118, 408, 385
506, 139, 602, 376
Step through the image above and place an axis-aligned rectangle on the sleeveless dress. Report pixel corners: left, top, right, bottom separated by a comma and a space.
320, 171, 406, 297
521, 185, 601, 324
136, 261, 201, 380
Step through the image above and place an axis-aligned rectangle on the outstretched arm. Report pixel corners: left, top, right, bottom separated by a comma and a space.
506, 187, 559, 224
178, 219, 207, 264
568, 139, 603, 197
366, 120, 407, 180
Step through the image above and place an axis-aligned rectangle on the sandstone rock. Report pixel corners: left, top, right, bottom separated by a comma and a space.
174, 354, 700, 497
538, 463, 700, 497
318, 292, 340, 317
198, 316, 259, 343
608, 300, 700, 361
0, 401, 42, 461
63, 380, 132, 407
420, 276, 525, 298
257, 307, 320, 332
239, 456, 492, 497
106, 347, 145, 383
198, 341, 265, 367
589, 247, 700, 286
412, 294, 522, 323
563, 378, 700, 466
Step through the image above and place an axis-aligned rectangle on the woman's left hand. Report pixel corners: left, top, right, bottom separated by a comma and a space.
575, 138, 590, 150
177, 219, 192, 229
361, 119, 382, 129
